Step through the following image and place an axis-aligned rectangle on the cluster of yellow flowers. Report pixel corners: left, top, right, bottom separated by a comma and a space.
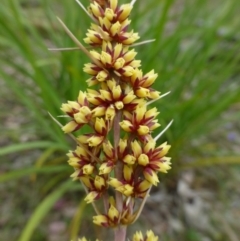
60, 0, 171, 234
77, 229, 158, 241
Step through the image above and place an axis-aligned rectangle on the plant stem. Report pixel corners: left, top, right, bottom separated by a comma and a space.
114, 225, 127, 241
114, 111, 123, 213
113, 110, 126, 240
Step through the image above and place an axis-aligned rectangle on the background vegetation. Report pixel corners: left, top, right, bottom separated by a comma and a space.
0, 0, 239, 240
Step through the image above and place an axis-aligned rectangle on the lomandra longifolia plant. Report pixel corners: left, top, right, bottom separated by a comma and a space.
54, 0, 172, 240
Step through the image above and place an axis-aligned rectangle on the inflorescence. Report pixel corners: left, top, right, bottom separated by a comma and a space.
58, 0, 171, 239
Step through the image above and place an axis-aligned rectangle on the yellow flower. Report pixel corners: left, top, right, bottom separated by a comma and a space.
119, 120, 133, 132
94, 175, 106, 190
73, 106, 92, 124
89, 1, 103, 19
123, 154, 136, 165
87, 135, 104, 147
145, 230, 159, 241
108, 204, 119, 222
94, 118, 107, 134
118, 4, 133, 21
158, 157, 172, 173
123, 164, 133, 182
60, 0, 172, 233
138, 153, 149, 166
83, 164, 94, 175
143, 168, 159, 186
116, 184, 134, 196
137, 125, 150, 135
85, 191, 99, 203
93, 215, 108, 227
61, 121, 78, 133
99, 161, 114, 174
132, 231, 143, 241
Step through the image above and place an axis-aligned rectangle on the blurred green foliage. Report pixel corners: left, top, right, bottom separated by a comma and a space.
0, 0, 240, 240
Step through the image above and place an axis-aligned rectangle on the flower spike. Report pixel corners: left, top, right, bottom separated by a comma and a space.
55, 0, 172, 240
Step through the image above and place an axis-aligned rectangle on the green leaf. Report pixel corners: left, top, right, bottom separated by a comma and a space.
0, 141, 67, 156
18, 181, 80, 241
0, 166, 70, 182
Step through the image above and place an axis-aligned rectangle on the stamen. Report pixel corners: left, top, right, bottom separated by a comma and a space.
147, 91, 171, 106
154, 119, 174, 142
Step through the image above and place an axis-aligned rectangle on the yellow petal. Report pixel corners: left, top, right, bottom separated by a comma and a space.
138, 153, 149, 166
143, 168, 159, 186
131, 140, 142, 157
62, 121, 78, 133
137, 125, 149, 135
118, 4, 133, 21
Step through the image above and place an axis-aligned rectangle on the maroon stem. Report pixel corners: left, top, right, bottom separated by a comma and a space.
113, 111, 123, 212
114, 225, 127, 241
113, 110, 127, 241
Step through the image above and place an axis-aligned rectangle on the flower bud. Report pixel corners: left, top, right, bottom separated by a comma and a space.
158, 157, 171, 173
116, 184, 133, 196
99, 161, 114, 174
123, 154, 136, 165
110, 21, 121, 36
123, 49, 137, 63
119, 120, 133, 132
122, 91, 136, 104
115, 101, 124, 110
118, 139, 127, 156
83, 164, 94, 175
92, 106, 106, 117
96, 70, 108, 82
122, 65, 134, 76
138, 153, 149, 166
100, 51, 112, 65
62, 121, 78, 133
87, 135, 104, 147
110, 0, 118, 11
94, 175, 106, 190
123, 165, 133, 182
114, 57, 125, 69
70, 170, 80, 181
131, 140, 142, 158
118, 4, 132, 21
85, 191, 99, 203
159, 142, 171, 157
90, 2, 103, 19
136, 87, 150, 98
137, 125, 149, 136
105, 105, 116, 120
95, 118, 106, 134
99, 17, 111, 31
105, 8, 115, 21
68, 157, 80, 168
121, 32, 140, 45
108, 205, 119, 221
143, 168, 159, 186
93, 215, 109, 227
